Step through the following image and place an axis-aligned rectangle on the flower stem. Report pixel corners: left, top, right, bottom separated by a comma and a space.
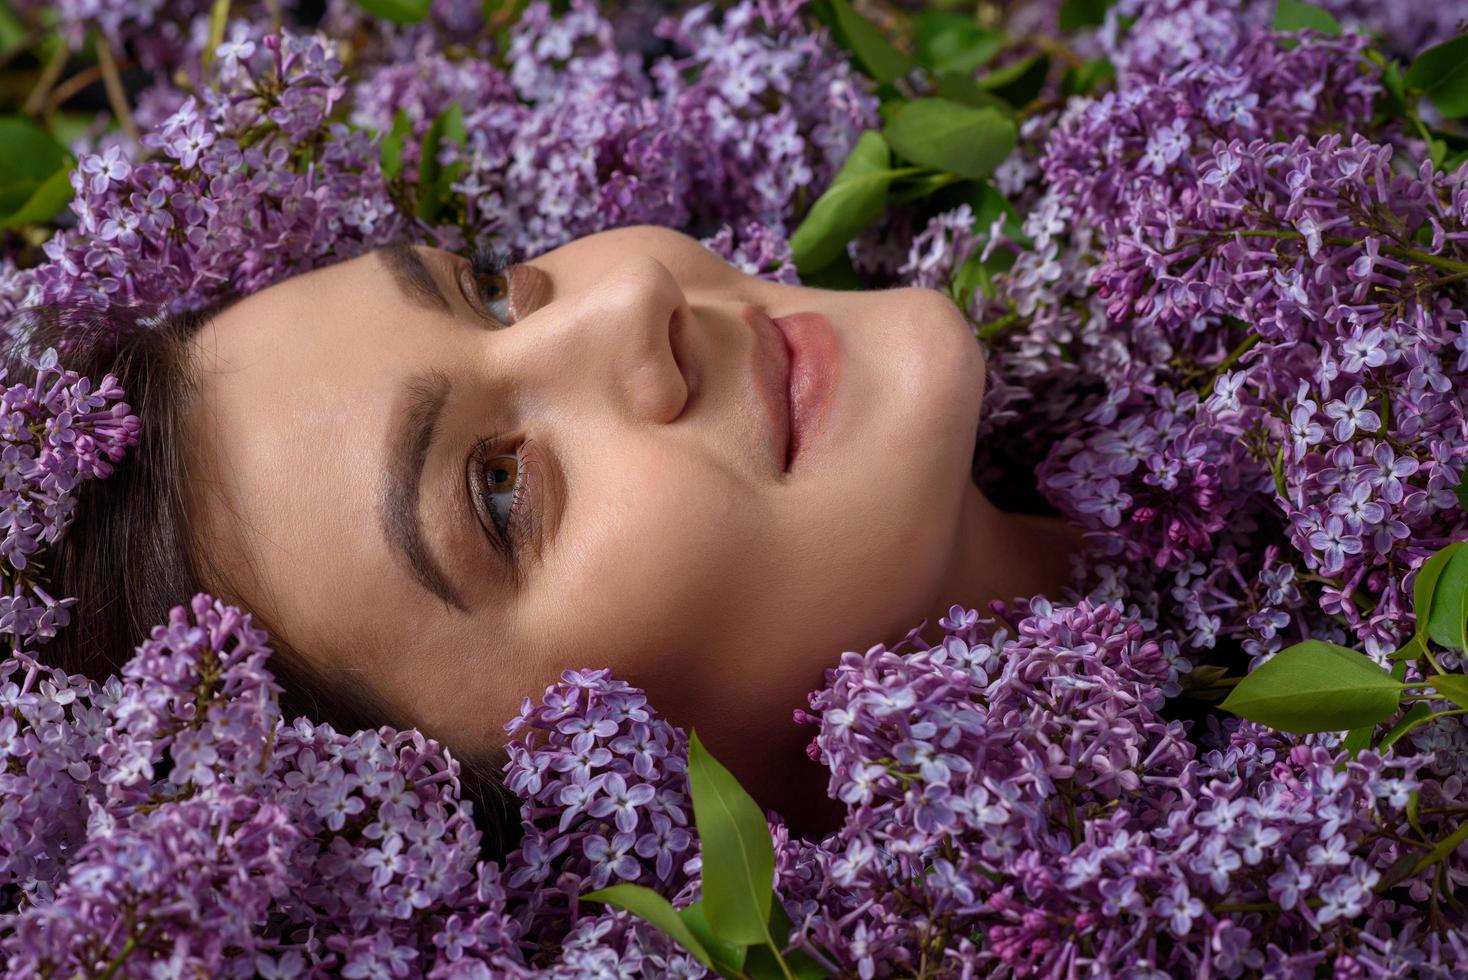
22, 40, 69, 117
93, 29, 140, 145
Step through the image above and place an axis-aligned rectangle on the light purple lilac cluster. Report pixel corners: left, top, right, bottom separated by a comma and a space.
952, 0, 1468, 670
344, 0, 877, 257
0, 346, 137, 649
0, 29, 403, 321
497, 668, 698, 948
775, 599, 1459, 976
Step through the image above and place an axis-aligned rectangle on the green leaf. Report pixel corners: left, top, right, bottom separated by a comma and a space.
1379, 703, 1434, 754
688, 728, 775, 945
744, 942, 831, 979
911, 11, 1002, 76
1426, 543, 1468, 655
1412, 543, 1461, 641
976, 53, 1051, 108
581, 884, 717, 972
825, 0, 913, 84
354, 0, 432, 23
1273, 0, 1341, 35
0, 116, 73, 229
790, 129, 894, 274
1430, 674, 1468, 709
930, 72, 1015, 113
882, 98, 1017, 180
1342, 724, 1374, 757
798, 249, 863, 289
740, 897, 831, 979
1457, 468, 1468, 513
0, 166, 73, 230
380, 108, 412, 179
1219, 640, 1403, 734
416, 101, 467, 223
678, 901, 749, 978
1406, 35, 1468, 118
1062, 57, 1116, 97
1058, 0, 1115, 31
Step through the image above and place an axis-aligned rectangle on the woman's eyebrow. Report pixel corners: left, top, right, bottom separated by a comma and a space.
377, 368, 470, 613
375, 242, 450, 314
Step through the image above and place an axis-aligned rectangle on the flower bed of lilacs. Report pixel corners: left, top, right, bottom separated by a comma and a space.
2, 0, 1468, 976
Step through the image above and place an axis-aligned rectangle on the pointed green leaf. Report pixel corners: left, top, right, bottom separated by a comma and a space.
826, 0, 913, 84
678, 901, 749, 978
1380, 703, 1435, 754
1430, 674, 1468, 709
1426, 544, 1468, 654
0, 166, 74, 230
1406, 35, 1468, 118
1273, 0, 1340, 35
1412, 543, 1461, 642
380, 108, 412, 179
581, 884, 717, 971
1219, 640, 1403, 733
688, 729, 775, 945
790, 130, 894, 274
416, 102, 467, 223
354, 0, 432, 24
0, 116, 70, 218
1457, 468, 1468, 513
882, 98, 1017, 180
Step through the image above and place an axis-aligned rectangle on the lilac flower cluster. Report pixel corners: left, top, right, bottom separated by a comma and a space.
497, 669, 698, 949
0, 30, 403, 321
2, 594, 531, 977
951, 0, 1468, 669
775, 599, 1459, 976
345, 0, 877, 257
0, 345, 137, 649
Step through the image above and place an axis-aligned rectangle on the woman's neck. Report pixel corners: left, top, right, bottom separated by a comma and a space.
919, 480, 1083, 645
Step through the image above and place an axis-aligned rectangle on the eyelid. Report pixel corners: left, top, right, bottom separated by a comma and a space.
455, 262, 509, 327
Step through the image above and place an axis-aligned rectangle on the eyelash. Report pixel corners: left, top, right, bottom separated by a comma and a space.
463, 243, 522, 323
457, 241, 532, 565
469, 434, 535, 564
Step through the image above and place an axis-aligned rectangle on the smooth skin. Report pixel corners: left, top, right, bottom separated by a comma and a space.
184, 225, 1080, 837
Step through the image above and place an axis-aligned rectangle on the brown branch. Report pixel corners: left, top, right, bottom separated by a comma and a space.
92, 29, 139, 145
22, 40, 70, 117
45, 64, 104, 111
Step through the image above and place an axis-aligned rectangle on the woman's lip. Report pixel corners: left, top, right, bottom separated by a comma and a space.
742, 304, 793, 472
772, 311, 838, 470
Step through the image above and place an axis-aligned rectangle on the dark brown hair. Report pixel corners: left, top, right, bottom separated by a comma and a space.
1, 297, 522, 861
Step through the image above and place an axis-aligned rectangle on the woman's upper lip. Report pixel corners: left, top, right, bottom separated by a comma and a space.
742, 304, 792, 471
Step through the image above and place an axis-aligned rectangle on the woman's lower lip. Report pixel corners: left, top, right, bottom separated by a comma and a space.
772, 312, 839, 469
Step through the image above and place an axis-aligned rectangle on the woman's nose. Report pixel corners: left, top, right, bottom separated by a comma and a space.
524, 254, 692, 426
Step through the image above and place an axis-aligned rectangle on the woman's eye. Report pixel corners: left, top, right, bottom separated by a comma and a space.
480, 450, 519, 542
473, 269, 513, 325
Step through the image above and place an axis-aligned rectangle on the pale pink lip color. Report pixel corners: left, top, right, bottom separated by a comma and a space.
771, 312, 839, 470
743, 305, 793, 471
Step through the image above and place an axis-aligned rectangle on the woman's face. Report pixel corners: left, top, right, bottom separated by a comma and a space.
186, 225, 986, 834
